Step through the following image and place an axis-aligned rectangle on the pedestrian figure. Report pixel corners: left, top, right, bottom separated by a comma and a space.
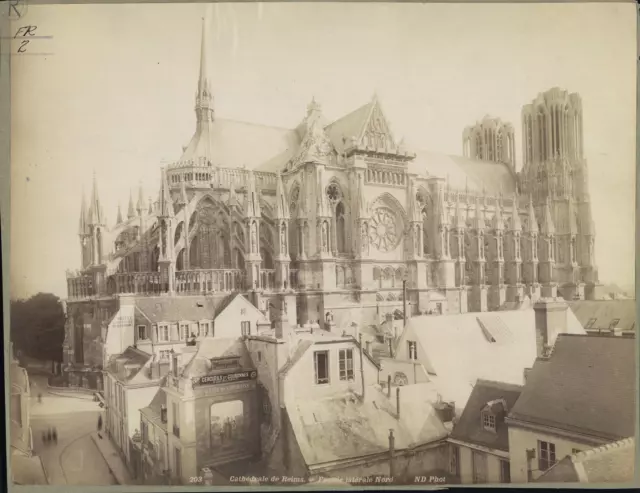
52, 428, 58, 444
97, 415, 103, 439
37, 393, 42, 404
42, 431, 47, 446
47, 429, 52, 443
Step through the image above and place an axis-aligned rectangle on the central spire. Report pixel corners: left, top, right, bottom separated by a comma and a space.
197, 16, 213, 104
180, 11, 216, 163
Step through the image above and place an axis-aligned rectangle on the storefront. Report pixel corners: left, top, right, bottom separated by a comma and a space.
193, 367, 261, 470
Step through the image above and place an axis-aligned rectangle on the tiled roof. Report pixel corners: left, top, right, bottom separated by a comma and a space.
286, 385, 449, 467
324, 101, 373, 154
212, 293, 241, 320
140, 386, 168, 431
400, 308, 585, 410
568, 300, 636, 332
181, 337, 253, 378
107, 347, 152, 383
537, 437, 635, 484
449, 379, 523, 452
179, 118, 300, 171
135, 296, 218, 323
509, 335, 635, 440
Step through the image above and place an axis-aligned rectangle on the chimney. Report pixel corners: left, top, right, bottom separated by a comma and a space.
396, 387, 401, 418
159, 359, 171, 377
359, 333, 365, 400
402, 280, 408, 327
160, 404, 167, 424
171, 351, 179, 376
388, 429, 396, 479
533, 298, 568, 358
388, 337, 394, 358
387, 374, 392, 398
613, 327, 623, 337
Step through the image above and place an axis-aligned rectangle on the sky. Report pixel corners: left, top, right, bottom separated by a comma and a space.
9, 2, 637, 299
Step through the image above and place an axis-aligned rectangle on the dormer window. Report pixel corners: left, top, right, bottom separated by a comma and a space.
137, 325, 147, 340
199, 322, 209, 337
158, 324, 169, 342
179, 323, 189, 341
585, 318, 597, 330
482, 411, 495, 431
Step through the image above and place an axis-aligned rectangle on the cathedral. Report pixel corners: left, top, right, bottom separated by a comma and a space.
63, 19, 600, 386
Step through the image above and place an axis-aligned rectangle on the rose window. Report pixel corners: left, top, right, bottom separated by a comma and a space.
369, 207, 400, 252
326, 184, 340, 202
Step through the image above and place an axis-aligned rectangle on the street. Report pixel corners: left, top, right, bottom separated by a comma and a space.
28, 373, 117, 485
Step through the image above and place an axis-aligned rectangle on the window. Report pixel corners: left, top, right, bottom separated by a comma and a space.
241, 321, 251, 336
449, 445, 460, 476
172, 402, 180, 438
472, 451, 488, 483
199, 322, 208, 337
538, 440, 556, 471
584, 318, 597, 330
179, 323, 189, 341
159, 324, 169, 342
137, 325, 147, 340
571, 448, 581, 454
499, 459, 510, 483
160, 350, 171, 360
609, 318, 620, 330
240, 308, 246, 315
482, 411, 496, 431
338, 349, 354, 381
408, 341, 417, 360
314, 350, 330, 385
257, 351, 262, 362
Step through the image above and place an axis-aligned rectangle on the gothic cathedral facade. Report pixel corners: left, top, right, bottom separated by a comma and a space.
63, 19, 600, 386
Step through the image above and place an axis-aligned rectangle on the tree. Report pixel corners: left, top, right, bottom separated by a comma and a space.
10, 292, 65, 363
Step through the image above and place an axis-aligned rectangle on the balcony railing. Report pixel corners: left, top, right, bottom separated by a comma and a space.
260, 269, 276, 291
175, 269, 244, 294
67, 275, 94, 298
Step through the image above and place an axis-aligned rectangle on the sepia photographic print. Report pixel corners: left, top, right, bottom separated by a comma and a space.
4, 1, 638, 490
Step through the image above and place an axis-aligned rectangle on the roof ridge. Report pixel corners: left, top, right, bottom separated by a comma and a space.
572, 437, 635, 462
475, 378, 524, 391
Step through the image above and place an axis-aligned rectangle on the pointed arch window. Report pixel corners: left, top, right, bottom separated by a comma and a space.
336, 202, 346, 254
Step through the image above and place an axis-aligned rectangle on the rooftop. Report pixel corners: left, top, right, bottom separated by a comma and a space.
181, 337, 254, 379
286, 384, 449, 468
509, 334, 636, 441
536, 437, 635, 484
449, 379, 523, 452
400, 307, 585, 409
568, 299, 636, 332
107, 346, 153, 384
135, 295, 221, 324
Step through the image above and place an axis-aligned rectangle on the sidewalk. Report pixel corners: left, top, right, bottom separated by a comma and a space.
90, 432, 133, 485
